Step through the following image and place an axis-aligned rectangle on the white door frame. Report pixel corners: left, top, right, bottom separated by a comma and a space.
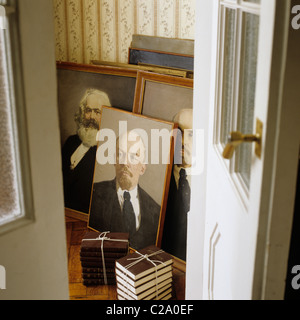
252, 0, 300, 299
186, 0, 300, 300
0, 0, 69, 300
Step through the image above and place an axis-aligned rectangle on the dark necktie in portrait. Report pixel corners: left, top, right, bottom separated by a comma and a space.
123, 191, 136, 234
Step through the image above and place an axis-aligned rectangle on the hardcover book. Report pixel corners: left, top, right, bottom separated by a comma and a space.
80, 231, 129, 286
117, 292, 172, 300
116, 245, 173, 280
80, 256, 120, 263
116, 271, 172, 295
80, 251, 127, 258
83, 278, 116, 286
82, 267, 115, 274
115, 246, 173, 299
80, 261, 116, 268
117, 277, 172, 300
82, 272, 116, 280
80, 231, 129, 253
115, 245, 173, 281
117, 284, 172, 300
115, 264, 173, 287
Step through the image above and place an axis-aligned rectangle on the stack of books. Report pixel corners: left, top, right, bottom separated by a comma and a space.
80, 231, 129, 286
115, 245, 173, 300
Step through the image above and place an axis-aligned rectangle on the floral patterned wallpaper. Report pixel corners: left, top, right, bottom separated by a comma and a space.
53, 0, 195, 64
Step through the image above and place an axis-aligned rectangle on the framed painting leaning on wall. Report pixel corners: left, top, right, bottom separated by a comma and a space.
88, 106, 176, 251
133, 71, 193, 122
57, 62, 138, 221
133, 71, 194, 270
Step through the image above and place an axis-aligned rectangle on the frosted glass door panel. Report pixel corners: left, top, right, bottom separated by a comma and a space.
244, 0, 260, 4
220, 8, 236, 145
217, 1, 261, 196
236, 12, 260, 188
0, 31, 22, 224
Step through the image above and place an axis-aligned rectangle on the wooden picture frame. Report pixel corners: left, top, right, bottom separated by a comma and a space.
128, 47, 194, 72
133, 71, 193, 122
131, 34, 195, 56
133, 71, 194, 271
91, 60, 191, 78
57, 62, 138, 222
88, 106, 176, 251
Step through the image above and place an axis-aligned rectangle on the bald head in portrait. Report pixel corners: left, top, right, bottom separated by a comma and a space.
88, 130, 161, 250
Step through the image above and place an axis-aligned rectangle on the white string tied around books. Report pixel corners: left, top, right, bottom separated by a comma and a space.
124, 249, 167, 299
82, 231, 128, 285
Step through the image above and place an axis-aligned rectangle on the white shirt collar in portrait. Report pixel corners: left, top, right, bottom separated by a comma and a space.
70, 143, 90, 170
117, 184, 141, 231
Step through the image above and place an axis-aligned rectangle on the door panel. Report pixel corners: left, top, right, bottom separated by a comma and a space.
202, 0, 272, 299
215, 0, 261, 206
186, 0, 297, 300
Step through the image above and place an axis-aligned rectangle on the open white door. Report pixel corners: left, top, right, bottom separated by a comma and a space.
186, 0, 300, 300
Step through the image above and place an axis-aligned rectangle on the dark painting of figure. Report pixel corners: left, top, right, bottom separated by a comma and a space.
162, 108, 193, 261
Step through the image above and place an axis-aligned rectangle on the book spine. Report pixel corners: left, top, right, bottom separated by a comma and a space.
80, 257, 118, 262
80, 246, 128, 253
81, 261, 116, 268
83, 278, 116, 286
82, 273, 116, 279
80, 251, 127, 258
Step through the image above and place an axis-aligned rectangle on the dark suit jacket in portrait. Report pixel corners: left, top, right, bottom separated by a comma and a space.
61, 134, 96, 214
88, 179, 161, 250
161, 166, 191, 261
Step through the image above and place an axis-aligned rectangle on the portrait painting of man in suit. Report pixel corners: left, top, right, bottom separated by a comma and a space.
88, 107, 175, 250
57, 63, 139, 219
61, 89, 111, 214
161, 108, 193, 261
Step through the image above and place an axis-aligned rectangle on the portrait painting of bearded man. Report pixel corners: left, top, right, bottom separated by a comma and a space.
61, 89, 111, 214
57, 63, 138, 219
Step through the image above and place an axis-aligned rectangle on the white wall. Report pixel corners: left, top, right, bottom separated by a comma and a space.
0, 0, 69, 299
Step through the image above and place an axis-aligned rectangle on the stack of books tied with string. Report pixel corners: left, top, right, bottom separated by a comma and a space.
80, 231, 129, 286
115, 245, 173, 300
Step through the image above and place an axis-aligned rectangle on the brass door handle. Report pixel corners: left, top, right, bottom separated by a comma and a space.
222, 119, 263, 160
